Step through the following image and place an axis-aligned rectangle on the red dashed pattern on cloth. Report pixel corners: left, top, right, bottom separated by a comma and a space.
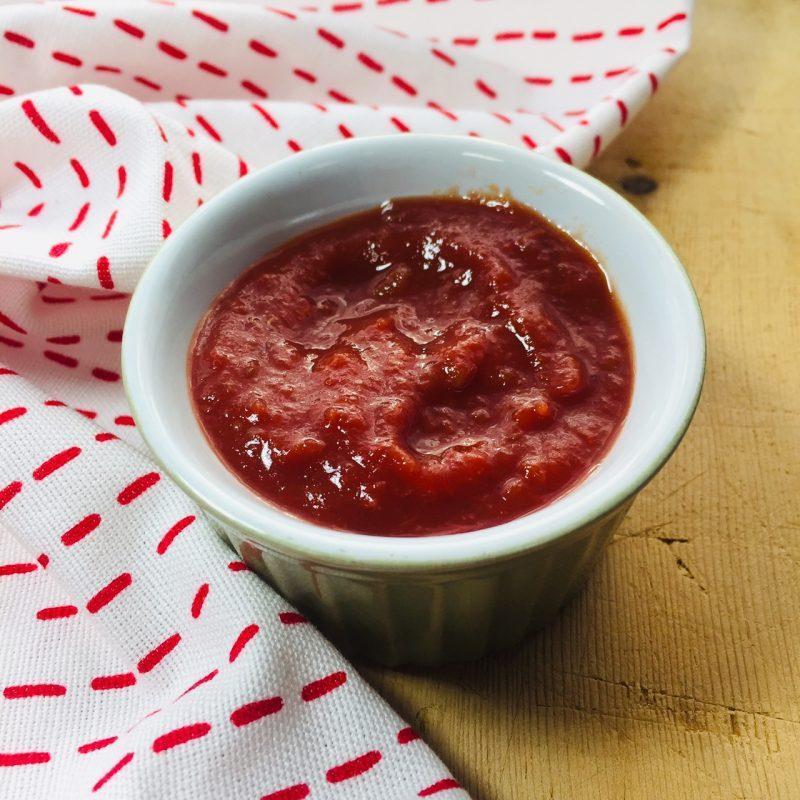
0, 1, 691, 798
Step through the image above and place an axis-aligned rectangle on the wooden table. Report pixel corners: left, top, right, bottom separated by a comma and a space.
363, 2, 800, 796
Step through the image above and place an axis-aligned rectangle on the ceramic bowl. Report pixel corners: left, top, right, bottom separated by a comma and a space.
122, 135, 705, 667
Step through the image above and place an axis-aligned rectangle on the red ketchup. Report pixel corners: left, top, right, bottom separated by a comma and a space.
190, 196, 633, 535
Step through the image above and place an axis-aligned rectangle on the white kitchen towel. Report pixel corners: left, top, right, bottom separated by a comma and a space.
0, 1, 691, 797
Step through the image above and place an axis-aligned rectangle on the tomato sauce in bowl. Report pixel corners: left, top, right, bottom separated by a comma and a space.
190, 196, 633, 536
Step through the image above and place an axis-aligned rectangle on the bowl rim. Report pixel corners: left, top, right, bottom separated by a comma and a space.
122, 134, 705, 574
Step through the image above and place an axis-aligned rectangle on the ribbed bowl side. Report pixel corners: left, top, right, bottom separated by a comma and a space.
227, 504, 630, 667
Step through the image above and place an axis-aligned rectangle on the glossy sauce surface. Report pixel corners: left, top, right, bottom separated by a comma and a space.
190, 196, 633, 535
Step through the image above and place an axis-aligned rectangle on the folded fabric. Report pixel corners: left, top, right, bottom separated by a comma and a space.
0, 1, 691, 797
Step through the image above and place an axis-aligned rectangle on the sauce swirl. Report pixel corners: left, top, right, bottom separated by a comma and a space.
190, 196, 633, 535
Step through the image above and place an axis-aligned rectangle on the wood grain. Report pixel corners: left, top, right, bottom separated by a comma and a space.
362, 1, 800, 796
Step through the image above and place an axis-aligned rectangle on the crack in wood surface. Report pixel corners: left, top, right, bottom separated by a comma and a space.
555, 670, 800, 728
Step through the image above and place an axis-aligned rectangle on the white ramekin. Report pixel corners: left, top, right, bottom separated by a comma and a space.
122, 135, 705, 666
